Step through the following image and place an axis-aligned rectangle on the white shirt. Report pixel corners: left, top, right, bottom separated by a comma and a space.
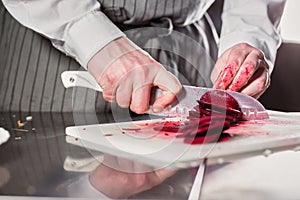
1, 0, 286, 70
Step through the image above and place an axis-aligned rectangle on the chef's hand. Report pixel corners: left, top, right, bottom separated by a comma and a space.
211, 43, 270, 99
88, 37, 182, 114
89, 155, 176, 199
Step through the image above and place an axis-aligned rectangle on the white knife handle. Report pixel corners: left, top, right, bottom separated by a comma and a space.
61, 71, 103, 92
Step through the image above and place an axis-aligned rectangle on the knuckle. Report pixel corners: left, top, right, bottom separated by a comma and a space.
118, 102, 130, 108
253, 49, 264, 57
103, 96, 113, 103
237, 43, 251, 50
135, 174, 148, 189
230, 60, 240, 67
102, 93, 114, 102
230, 50, 243, 58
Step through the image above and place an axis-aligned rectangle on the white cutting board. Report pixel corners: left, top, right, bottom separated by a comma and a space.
66, 110, 300, 169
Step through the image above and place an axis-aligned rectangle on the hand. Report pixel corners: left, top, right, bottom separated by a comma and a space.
211, 43, 270, 99
88, 37, 182, 114
89, 155, 176, 199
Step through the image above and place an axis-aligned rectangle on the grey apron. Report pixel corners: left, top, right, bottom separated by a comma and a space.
0, 0, 221, 113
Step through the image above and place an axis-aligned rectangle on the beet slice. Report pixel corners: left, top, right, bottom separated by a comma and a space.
199, 90, 240, 110
182, 91, 242, 144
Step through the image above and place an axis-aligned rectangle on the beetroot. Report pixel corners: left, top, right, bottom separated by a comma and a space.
153, 90, 243, 145
199, 90, 240, 111
198, 90, 242, 121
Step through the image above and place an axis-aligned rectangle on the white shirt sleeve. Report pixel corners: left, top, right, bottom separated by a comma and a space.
2, 0, 125, 69
218, 0, 286, 70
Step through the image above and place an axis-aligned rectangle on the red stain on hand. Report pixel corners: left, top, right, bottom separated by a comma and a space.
215, 64, 235, 89
228, 63, 255, 91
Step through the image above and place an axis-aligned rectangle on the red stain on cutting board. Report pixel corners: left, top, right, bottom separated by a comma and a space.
224, 118, 300, 136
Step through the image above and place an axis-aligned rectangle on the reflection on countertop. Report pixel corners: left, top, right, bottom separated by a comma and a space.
0, 112, 194, 199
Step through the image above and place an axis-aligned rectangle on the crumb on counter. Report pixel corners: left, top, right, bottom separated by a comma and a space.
26, 116, 32, 121
17, 120, 26, 128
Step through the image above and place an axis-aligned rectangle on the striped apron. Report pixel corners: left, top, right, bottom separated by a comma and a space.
0, 0, 222, 113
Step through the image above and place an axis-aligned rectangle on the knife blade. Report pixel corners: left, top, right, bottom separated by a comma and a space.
61, 71, 268, 120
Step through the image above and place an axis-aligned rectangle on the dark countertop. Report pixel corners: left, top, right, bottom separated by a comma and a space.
0, 112, 195, 199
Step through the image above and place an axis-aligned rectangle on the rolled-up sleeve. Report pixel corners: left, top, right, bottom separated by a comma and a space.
219, 0, 286, 70
2, 0, 125, 69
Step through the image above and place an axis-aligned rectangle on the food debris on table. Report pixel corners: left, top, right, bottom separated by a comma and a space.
26, 116, 32, 121
14, 136, 22, 140
17, 120, 26, 128
12, 128, 29, 132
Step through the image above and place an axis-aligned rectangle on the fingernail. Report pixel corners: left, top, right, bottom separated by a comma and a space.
214, 81, 225, 89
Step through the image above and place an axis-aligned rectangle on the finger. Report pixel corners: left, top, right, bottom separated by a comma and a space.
116, 157, 135, 173
130, 83, 152, 114
116, 78, 133, 108
102, 93, 115, 103
213, 47, 249, 90
150, 169, 177, 185
211, 51, 229, 83
153, 69, 182, 95
98, 60, 128, 103
102, 154, 119, 168
227, 50, 264, 92
152, 91, 177, 113
100, 80, 117, 103
133, 162, 154, 173
152, 70, 182, 112
240, 66, 270, 99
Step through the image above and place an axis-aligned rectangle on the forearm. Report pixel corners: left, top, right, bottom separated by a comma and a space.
2, 0, 125, 68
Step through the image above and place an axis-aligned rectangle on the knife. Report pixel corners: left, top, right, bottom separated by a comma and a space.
61, 71, 268, 120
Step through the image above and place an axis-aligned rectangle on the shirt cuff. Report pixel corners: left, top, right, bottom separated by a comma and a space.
64, 11, 125, 69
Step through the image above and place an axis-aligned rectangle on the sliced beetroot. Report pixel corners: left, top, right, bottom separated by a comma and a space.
198, 108, 241, 123
152, 90, 242, 144
186, 115, 234, 126
199, 90, 240, 110
184, 133, 219, 144
193, 105, 201, 112
189, 110, 201, 118
182, 91, 243, 144
183, 121, 231, 137
199, 105, 242, 120
218, 133, 231, 142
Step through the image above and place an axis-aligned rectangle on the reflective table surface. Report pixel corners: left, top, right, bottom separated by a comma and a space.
1, 112, 300, 199
0, 112, 196, 199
